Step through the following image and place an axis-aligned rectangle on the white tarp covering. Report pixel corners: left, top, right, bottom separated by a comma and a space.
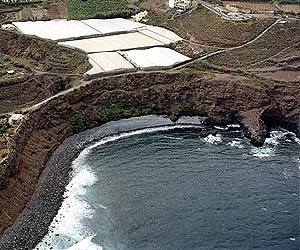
139, 26, 183, 43
138, 29, 174, 44
12, 19, 183, 46
122, 47, 191, 70
85, 52, 135, 76
82, 18, 145, 34
59, 33, 165, 53
85, 59, 105, 76
13, 20, 101, 41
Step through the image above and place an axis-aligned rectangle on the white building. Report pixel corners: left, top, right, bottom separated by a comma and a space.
169, 0, 175, 8
1, 0, 18, 4
169, 0, 192, 11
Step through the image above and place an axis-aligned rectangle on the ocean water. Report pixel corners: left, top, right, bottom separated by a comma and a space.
36, 127, 300, 250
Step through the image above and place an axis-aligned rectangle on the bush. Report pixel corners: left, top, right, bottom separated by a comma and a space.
71, 105, 157, 133
67, 0, 133, 19
0, 120, 10, 134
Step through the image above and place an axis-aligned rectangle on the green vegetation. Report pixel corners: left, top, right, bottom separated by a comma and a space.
280, 0, 300, 3
0, 119, 10, 134
71, 110, 96, 133
98, 104, 152, 121
67, 0, 134, 19
71, 105, 153, 132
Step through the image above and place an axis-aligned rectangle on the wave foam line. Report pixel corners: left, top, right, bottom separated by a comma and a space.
35, 124, 198, 250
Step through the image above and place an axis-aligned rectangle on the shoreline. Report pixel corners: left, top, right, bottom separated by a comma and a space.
0, 115, 203, 250
0, 71, 299, 246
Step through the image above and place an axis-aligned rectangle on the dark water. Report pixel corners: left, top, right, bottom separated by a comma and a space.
38, 127, 300, 250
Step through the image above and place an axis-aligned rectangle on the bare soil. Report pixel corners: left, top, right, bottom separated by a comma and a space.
47, 0, 68, 19
0, 0, 67, 23
223, 1, 278, 11
139, 0, 168, 14
280, 4, 300, 13
259, 70, 300, 82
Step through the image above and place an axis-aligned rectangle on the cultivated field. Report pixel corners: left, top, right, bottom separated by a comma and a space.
67, 0, 133, 19
0, 30, 90, 79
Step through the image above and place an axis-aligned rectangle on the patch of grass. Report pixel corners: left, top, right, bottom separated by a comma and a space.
0, 119, 10, 134
67, 0, 134, 19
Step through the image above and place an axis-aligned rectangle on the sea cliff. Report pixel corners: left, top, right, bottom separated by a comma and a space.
0, 72, 299, 236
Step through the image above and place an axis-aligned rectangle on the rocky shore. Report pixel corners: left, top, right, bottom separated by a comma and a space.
0, 72, 299, 248
0, 116, 204, 250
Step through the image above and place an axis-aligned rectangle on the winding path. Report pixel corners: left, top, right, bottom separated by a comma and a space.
173, 19, 282, 70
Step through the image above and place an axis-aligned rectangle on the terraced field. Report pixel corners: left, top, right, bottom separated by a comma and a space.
151, 7, 274, 48
208, 20, 300, 68
0, 30, 90, 74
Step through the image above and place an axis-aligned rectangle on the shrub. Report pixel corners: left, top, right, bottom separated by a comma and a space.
67, 0, 133, 19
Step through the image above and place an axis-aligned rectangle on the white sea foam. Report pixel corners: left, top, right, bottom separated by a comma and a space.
86, 125, 197, 151
35, 167, 97, 250
66, 235, 102, 250
35, 124, 198, 250
251, 129, 300, 158
251, 147, 275, 158
203, 134, 223, 145
214, 126, 227, 130
162, 135, 183, 140
227, 140, 244, 149
227, 124, 240, 128
250, 129, 283, 158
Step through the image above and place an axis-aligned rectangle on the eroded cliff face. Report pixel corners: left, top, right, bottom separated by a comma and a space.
0, 72, 299, 234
